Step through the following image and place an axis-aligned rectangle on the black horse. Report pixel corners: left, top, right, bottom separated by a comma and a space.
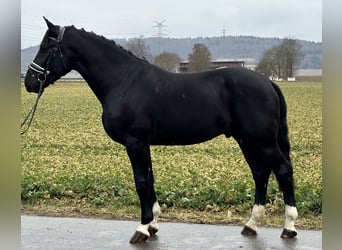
24, 18, 298, 243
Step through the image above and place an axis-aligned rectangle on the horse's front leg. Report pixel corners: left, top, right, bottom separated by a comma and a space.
125, 137, 160, 244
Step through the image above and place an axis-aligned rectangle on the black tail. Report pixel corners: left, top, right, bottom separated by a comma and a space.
271, 81, 291, 163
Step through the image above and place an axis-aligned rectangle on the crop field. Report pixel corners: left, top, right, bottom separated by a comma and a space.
21, 82, 322, 229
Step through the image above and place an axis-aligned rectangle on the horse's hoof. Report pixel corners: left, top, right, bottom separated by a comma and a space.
148, 226, 158, 237
241, 225, 257, 236
129, 231, 149, 244
281, 228, 297, 238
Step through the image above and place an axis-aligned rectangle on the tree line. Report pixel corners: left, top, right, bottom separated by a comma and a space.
126, 36, 304, 78
126, 37, 213, 73
256, 38, 304, 79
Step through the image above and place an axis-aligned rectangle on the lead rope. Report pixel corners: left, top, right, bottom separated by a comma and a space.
21, 80, 44, 135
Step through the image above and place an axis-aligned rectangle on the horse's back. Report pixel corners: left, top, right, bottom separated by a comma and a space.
145, 70, 231, 145
147, 67, 278, 145
103, 66, 280, 146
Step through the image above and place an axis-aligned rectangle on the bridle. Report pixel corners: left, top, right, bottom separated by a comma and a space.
21, 26, 66, 135
28, 26, 66, 85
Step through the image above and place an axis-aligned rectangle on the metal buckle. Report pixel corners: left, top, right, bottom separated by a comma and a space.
37, 72, 47, 83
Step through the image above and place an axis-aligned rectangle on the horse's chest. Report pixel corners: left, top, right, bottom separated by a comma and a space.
101, 112, 128, 145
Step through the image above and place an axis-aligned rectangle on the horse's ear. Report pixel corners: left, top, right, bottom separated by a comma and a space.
43, 16, 59, 36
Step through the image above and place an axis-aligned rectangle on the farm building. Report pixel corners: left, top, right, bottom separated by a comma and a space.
178, 59, 245, 73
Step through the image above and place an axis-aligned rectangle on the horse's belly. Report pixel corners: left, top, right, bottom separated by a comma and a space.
150, 119, 226, 146
151, 133, 221, 146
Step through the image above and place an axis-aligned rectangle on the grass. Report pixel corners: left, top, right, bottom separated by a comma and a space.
21, 81, 322, 229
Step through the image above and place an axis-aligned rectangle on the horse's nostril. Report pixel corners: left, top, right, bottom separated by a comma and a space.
26, 85, 32, 92
24, 83, 34, 93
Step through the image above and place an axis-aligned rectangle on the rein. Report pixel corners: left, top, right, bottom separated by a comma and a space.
21, 26, 66, 135
21, 80, 44, 135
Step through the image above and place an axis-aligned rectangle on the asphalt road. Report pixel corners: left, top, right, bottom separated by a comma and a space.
21, 215, 321, 249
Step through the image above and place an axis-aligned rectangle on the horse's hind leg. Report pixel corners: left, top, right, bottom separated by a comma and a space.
238, 141, 272, 235
273, 158, 298, 238
241, 168, 272, 235
238, 140, 297, 238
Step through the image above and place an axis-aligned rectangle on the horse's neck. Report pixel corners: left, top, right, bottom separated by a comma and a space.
70, 31, 140, 102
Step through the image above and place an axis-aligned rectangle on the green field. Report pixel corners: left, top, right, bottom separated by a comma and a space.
21, 82, 322, 229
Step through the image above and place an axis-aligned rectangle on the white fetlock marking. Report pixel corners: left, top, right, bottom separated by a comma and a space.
136, 224, 150, 237
136, 202, 161, 236
152, 201, 161, 218
149, 220, 159, 231
151, 201, 161, 231
284, 205, 298, 232
245, 204, 265, 231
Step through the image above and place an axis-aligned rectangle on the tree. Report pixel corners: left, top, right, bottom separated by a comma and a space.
281, 38, 304, 78
188, 43, 212, 72
256, 46, 285, 79
256, 38, 304, 80
154, 52, 181, 72
256, 50, 273, 78
126, 36, 152, 62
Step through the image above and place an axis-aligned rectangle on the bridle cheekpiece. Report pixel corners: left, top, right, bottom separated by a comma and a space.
28, 26, 66, 84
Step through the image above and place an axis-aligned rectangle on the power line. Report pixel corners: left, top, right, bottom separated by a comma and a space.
21, 24, 45, 32
222, 26, 229, 38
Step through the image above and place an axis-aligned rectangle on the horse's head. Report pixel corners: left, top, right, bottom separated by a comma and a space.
24, 17, 73, 93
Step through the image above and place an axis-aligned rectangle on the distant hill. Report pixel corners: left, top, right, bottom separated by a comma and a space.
21, 36, 321, 74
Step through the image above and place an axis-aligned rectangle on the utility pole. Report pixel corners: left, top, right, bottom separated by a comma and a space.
153, 20, 167, 54
222, 26, 227, 38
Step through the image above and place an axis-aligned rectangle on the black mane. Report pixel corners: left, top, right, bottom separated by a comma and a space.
69, 25, 149, 63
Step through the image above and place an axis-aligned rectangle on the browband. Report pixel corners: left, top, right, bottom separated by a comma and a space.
48, 26, 65, 43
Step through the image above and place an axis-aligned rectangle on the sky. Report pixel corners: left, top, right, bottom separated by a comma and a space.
21, 0, 322, 49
